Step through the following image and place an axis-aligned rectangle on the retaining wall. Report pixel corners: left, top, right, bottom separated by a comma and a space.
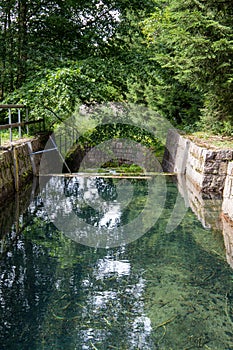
163, 129, 233, 194
0, 134, 48, 202
162, 129, 190, 175
163, 129, 233, 266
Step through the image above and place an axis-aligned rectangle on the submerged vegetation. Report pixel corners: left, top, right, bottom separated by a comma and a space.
0, 177, 233, 349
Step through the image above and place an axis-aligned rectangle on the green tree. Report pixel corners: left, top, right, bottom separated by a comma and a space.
143, 0, 233, 133
0, 0, 155, 95
0, 0, 124, 96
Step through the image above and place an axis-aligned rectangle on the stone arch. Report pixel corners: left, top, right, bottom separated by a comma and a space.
64, 122, 165, 173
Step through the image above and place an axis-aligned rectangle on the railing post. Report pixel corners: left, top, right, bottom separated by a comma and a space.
0, 105, 44, 145
18, 108, 22, 138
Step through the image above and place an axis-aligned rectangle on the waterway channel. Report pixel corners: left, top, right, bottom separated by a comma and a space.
0, 175, 233, 349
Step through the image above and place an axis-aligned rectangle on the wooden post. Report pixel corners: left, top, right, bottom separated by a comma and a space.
8, 108, 12, 142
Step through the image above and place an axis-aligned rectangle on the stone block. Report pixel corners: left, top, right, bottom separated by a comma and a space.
205, 151, 217, 161
215, 150, 233, 161
222, 162, 233, 220
219, 162, 229, 175
227, 162, 233, 176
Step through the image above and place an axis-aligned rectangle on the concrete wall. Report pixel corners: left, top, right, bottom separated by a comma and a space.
0, 134, 48, 202
222, 162, 233, 221
162, 129, 190, 175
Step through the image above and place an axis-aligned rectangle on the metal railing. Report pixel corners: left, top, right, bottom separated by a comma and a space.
0, 104, 44, 145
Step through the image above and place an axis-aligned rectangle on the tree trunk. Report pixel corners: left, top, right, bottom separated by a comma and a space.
16, 0, 28, 88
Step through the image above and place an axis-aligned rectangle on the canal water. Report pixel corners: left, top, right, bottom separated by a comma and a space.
0, 176, 233, 350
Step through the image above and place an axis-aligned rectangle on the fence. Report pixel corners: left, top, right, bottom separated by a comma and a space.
0, 104, 44, 145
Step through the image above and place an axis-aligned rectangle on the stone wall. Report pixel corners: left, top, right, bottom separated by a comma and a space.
186, 144, 233, 194
163, 129, 233, 194
67, 138, 162, 173
221, 162, 233, 266
163, 130, 233, 267
0, 134, 48, 202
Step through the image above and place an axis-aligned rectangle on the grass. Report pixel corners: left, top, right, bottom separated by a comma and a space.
0, 130, 33, 147
0, 130, 20, 143
186, 131, 233, 149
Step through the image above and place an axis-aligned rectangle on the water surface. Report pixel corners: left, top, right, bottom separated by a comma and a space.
0, 176, 233, 350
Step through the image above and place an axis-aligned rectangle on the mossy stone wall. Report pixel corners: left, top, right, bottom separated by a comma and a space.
0, 134, 48, 202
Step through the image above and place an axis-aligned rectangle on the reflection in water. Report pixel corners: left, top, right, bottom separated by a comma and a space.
41, 175, 166, 248
0, 178, 39, 255
64, 177, 132, 229
177, 174, 233, 267
0, 176, 233, 349
79, 250, 153, 350
94, 256, 131, 278
183, 175, 223, 230
222, 214, 233, 269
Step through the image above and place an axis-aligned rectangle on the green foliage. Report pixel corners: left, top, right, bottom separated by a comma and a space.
1, 0, 233, 135
0, 0, 155, 96
142, 0, 233, 134
3, 59, 127, 126
79, 123, 161, 149
100, 163, 143, 174
73, 118, 164, 168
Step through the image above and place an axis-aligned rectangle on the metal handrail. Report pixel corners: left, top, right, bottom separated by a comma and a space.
0, 119, 44, 131
0, 105, 44, 144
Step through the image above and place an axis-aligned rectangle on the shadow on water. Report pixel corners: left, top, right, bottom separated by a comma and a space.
0, 175, 233, 349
